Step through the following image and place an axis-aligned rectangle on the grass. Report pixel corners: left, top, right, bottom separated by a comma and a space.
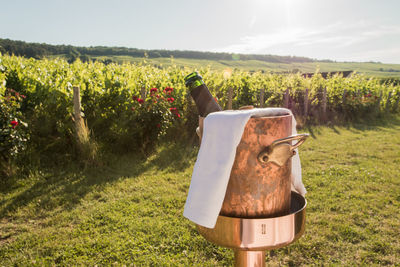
1, 116, 400, 266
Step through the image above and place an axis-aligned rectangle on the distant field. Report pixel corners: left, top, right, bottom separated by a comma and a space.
87, 55, 400, 78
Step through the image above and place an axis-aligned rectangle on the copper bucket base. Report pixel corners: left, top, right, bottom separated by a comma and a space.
197, 191, 306, 267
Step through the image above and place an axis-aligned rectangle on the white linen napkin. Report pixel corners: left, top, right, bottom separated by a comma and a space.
183, 108, 306, 229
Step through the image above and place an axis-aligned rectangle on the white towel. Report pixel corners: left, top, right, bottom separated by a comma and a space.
183, 108, 306, 229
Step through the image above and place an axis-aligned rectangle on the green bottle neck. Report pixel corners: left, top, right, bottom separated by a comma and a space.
188, 79, 205, 90
184, 72, 205, 91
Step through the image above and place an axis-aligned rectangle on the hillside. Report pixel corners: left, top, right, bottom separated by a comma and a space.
1, 38, 400, 78
91, 55, 400, 78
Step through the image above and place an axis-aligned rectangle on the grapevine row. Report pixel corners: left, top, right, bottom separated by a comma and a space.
0, 54, 399, 164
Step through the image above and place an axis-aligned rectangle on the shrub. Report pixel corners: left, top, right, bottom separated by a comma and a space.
82, 86, 183, 154
0, 88, 28, 176
129, 87, 182, 152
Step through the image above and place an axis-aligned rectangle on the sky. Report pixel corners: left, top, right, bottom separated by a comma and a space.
1, 0, 400, 63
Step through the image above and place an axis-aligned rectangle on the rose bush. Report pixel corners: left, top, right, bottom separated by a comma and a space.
128, 86, 183, 152
0, 88, 28, 176
82, 85, 183, 153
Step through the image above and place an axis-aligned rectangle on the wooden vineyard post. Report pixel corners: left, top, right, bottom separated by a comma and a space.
386, 91, 392, 112
342, 89, 347, 105
259, 88, 265, 108
73, 86, 84, 143
377, 91, 383, 112
227, 87, 233, 110
73, 86, 96, 161
304, 88, 309, 118
140, 87, 146, 100
394, 92, 400, 112
284, 88, 290, 108
322, 87, 327, 123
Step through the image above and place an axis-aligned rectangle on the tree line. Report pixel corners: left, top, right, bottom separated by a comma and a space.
0, 38, 321, 64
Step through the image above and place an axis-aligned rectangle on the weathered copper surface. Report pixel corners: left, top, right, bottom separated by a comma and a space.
197, 191, 306, 251
199, 114, 293, 218
196, 113, 308, 266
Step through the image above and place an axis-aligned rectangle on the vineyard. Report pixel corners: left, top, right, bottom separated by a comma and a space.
1, 54, 400, 172
1, 54, 400, 265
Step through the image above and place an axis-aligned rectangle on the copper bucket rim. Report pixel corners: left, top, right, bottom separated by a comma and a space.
216, 191, 306, 221
199, 113, 292, 120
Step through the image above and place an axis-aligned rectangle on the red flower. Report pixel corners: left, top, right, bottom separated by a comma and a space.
10, 120, 18, 129
169, 107, 180, 118
150, 88, 158, 96
156, 94, 160, 98
21, 95, 26, 99
167, 97, 175, 103
366, 93, 372, 97
214, 97, 218, 103
138, 98, 144, 104
164, 87, 174, 95
156, 123, 161, 128
132, 95, 138, 101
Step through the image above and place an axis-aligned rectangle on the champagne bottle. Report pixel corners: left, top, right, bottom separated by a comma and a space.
184, 72, 222, 117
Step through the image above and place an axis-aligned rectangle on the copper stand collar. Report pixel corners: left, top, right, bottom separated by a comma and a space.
197, 192, 306, 267
234, 250, 266, 267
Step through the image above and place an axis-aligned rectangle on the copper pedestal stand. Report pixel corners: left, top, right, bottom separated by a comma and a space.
197, 191, 306, 267
196, 112, 308, 267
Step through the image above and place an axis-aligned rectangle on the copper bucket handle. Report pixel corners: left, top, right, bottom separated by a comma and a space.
258, 134, 309, 166
271, 134, 309, 151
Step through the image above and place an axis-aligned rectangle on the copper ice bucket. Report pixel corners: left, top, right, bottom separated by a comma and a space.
198, 111, 308, 219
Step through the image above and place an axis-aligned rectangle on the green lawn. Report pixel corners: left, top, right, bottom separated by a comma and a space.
1, 117, 400, 266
